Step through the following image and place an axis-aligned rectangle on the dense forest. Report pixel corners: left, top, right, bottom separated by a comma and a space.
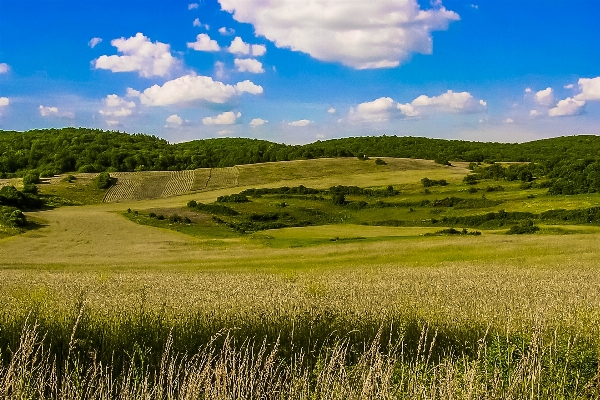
1, 128, 600, 194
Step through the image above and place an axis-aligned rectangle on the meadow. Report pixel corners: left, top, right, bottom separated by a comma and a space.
1, 157, 600, 398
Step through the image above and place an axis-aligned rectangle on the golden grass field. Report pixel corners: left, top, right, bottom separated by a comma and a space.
2, 157, 600, 398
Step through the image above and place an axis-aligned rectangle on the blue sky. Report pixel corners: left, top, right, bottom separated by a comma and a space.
1, 0, 600, 144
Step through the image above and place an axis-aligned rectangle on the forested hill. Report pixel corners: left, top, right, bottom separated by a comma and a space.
1, 127, 600, 177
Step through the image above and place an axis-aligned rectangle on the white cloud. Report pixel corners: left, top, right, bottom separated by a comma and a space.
228, 36, 266, 56
88, 37, 102, 48
106, 120, 121, 127
39, 106, 59, 116
164, 114, 184, 127
564, 84, 574, 89
187, 33, 220, 52
548, 97, 585, 117
126, 87, 141, 98
534, 87, 554, 107
397, 102, 419, 117
529, 110, 539, 117
249, 118, 268, 127
328, 108, 336, 114
228, 36, 250, 55
470, 4, 478, 9
235, 80, 263, 94
188, 3, 199, 10
411, 90, 486, 113
350, 97, 395, 122
0, 97, 9, 107
234, 58, 264, 73
0, 63, 10, 74
575, 76, 600, 101
251, 44, 266, 56
504, 118, 514, 123
99, 94, 136, 118
525, 87, 532, 93
203, 111, 241, 125
94, 32, 178, 78
193, 18, 201, 27
140, 74, 263, 106
219, 27, 235, 36
219, 0, 459, 69
214, 61, 226, 80
288, 119, 311, 127
39, 105, 75, 119
217, 129, 234, 136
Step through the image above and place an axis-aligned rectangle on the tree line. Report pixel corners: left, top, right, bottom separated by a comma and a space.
2, 128, 600, 194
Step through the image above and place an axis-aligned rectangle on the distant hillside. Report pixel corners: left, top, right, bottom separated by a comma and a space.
1, 128, 600, 194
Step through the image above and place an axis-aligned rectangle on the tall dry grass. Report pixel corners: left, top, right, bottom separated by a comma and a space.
1, 317, 599, 399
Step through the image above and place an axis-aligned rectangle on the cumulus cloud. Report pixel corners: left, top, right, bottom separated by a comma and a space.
529, 110, 539, 117
549, 97, 585, 117
503, 118, 514, 123
397, 103, 419, 117
219, 27, 235, 36
534, 87, 554, 107
219, 0, 459, 69
88, 37, 102, 48
228, 36, 250, 55
251, 44, 266, 56
164, 114, 184, 128
0, 97, 9, 107
235, 80, 263, 94
328, 108, 336, 114
575, 76, 600, 101
187, 33, 220, 52
188, 3, 199, 10
228, 37, 266, 56
203, 111, 241, 125
250, 118, 267, 127
234, 58, 264, 73
39, 105, 58, 117
564, 84, 574, 89
126, 87, 141, 98
99, 94, 136, 118
288, 119, 311, 127
39, 105, 75, 118
411, 90, 486, 113
350, 97, 395, 122
0, 63, 10, 74
525, 87, 532, 93
94, 33, 178, 78
140, 75, 263, 106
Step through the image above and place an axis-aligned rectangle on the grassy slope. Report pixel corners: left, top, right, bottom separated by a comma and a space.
2, 157, 600, 396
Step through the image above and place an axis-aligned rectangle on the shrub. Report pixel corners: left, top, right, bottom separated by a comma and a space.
332, 193, 346, 206
22, 184, 38, 194
216, 194, 249, 203
463, 175, 478, 185
23, 171, 40, 185
421, 178, 448, 187
507, 220, 540, 234
94, 172, 114, 189
187, 200, 198, 208
62, 175, 77, 183
375, 158, 387, 165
